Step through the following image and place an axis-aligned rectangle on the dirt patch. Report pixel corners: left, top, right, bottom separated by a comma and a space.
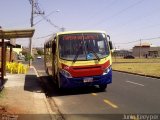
0, 106, 20, 120
0, 106, 6, 114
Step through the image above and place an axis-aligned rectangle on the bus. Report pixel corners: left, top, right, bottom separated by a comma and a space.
44, 31, 113, 90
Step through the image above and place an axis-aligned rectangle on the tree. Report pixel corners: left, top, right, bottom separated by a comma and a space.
37, 49, 44, 55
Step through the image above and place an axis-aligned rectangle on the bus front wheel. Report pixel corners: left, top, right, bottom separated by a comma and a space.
99, 84, 107, 91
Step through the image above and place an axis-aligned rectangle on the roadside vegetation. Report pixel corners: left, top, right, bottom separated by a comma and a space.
20, 48, 44, 61
112, 57, 160, 77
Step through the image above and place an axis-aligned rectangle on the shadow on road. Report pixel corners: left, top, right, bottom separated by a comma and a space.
24, 75, 43, 93
38, 75, 106, 97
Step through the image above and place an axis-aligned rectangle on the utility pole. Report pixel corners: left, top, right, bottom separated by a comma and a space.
29, 0, 44, 66
139, 39, 142, 58
29, 0, 34, 66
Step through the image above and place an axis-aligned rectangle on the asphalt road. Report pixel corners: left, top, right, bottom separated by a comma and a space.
33, 58, 160, 120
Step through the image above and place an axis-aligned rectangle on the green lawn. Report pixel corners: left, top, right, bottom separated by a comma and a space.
112, 57, 160, 63
112, 58, 160, 77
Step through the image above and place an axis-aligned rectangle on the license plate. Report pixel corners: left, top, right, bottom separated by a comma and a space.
83, 77, 93, 83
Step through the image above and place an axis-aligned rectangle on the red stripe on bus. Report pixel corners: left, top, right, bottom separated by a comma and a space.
62, 60, 110, 77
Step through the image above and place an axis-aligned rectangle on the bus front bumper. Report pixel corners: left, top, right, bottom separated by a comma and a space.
59, 69, 112, 88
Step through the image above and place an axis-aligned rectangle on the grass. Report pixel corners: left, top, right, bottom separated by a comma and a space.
112, 57, 160, 63
112, 58, 160, 77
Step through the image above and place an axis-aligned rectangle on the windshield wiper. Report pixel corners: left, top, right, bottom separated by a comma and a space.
86, 44, 100, 61
73, 43, 83, 63
73, 50, 80, 63
73, 42, 100, 62
88, 49, 100, 61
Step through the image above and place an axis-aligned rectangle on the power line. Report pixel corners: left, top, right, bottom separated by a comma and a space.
115, 36, 160, 45
31, 0, 62, 30
40, 14, 60, 29
109, 7, 160, 31
113, 23, 160, 39
29, 0, 64, 31
34, 5, 64, 31
39, 13, 66, 31
98, 0, 144, 24
84, 0, 145, 29
34, 1, 45, 15
115, 40, 140, 45
81, 0, 118, 28
141, 36, 160, 41
34, 10, 60, 25
34, 33, 54, 39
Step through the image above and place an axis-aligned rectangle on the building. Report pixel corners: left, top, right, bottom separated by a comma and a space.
148, 47, 160, 57
113, 49, 132, 57
12, 44, 23, 54
132, 42, 160, 58
132, 42, 150, 58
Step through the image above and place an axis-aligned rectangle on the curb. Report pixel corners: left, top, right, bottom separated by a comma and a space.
31, 66, 56, 120
113, 70, 160, 79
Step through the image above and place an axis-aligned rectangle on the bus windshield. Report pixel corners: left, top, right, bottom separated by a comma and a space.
59, 33, 110, 61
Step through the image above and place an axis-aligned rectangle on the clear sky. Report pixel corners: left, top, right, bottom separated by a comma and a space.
1, 0, 160, 49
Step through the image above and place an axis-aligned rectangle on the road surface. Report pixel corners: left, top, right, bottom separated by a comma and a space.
33, 58, 160, 120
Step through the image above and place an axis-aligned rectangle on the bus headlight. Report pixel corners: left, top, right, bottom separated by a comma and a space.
103, 66, 111, 75
59, 69, 72, 78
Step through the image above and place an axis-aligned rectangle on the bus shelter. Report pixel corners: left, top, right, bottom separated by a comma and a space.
0, 28, 35, 90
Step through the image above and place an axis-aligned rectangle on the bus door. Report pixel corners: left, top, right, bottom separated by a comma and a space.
52, 37, 58, 81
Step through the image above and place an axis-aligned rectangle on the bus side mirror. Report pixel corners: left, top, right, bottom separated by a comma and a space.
107, 35, 110, 41
109, 41, 113, 50
52, 42, 56, 54
107, 35, 113, 51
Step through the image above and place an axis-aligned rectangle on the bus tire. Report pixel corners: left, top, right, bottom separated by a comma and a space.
45, 68, 48, 74
99, 84, 107, 91
56, 73, 61, 89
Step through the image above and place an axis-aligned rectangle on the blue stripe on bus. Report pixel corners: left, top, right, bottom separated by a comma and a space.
59, 69, 112, 88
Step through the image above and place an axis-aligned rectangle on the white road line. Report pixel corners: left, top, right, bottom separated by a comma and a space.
126, 81, 144, 86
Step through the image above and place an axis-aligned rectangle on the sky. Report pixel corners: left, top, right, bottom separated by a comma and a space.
0, 0, 160, 50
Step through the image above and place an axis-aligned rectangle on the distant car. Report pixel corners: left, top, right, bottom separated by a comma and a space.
37, 56, 42, 59
124, 55, 135, 59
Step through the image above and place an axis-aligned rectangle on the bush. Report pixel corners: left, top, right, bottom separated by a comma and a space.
25, 54, 34, 61
37, 49, 44, 55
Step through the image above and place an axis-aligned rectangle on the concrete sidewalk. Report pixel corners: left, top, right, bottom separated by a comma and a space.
0, 66, 52, 120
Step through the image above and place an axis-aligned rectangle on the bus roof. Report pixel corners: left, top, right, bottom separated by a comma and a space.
56, 30, 106, 36
44, 30, 107, 44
